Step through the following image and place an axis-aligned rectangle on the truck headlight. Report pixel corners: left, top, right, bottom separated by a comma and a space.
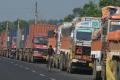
89, 63, 93, 68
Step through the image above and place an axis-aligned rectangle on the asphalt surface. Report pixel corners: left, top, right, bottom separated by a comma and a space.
0, 57, 93, 80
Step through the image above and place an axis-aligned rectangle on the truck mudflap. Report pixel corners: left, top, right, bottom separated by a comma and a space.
106, 56, 115, 80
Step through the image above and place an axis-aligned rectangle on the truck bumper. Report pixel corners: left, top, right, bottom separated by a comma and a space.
33, 56, 46, 62
71, 62, 93, 71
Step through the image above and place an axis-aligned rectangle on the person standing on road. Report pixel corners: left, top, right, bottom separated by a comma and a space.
48, 45, 55, 56
47, 45, 55, 71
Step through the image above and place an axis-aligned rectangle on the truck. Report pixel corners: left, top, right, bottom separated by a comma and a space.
31, 35, 48, 62
51, 17, 101, 73
101, 6, 120, 80
0, 22, 55, 63
19, 24, 55, 62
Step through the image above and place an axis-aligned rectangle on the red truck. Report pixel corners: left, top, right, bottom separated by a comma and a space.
25, 24, 55, 62
31, 35, 48, 62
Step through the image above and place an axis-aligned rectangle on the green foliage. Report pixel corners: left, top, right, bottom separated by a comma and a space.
100, 0, 120, 8
64, 1, 102, 22
81, 2, 101, 17
14, 19, 29, 29
64, 14, 75, 22
0, 20, 29, 33
64, 0, 120, 22
0, 21, 13, 33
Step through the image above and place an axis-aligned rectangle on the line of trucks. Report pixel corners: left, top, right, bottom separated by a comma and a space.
0, 6, 120, 80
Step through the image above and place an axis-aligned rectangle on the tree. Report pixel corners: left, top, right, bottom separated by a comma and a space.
0, 21, 13, 32
64, 1, 101, 22
64, 14, 75, 22
100, 0, 120, 8
73, 8, 85, 17
14, 19, 29, 29
80, 1, 101, 17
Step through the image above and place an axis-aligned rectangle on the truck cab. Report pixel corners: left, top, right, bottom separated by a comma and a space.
67, 20, 93, 73
32, 36, 48, 62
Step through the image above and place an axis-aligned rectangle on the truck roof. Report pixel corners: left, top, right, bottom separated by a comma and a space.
102, 6, 120, 20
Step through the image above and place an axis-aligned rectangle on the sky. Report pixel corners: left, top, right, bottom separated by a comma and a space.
0, 0, 91, 21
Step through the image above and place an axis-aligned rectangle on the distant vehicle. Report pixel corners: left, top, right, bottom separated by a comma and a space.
32, 36, 48, 62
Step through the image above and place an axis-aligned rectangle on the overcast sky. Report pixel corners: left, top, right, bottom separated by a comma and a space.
0, 0, 91, 21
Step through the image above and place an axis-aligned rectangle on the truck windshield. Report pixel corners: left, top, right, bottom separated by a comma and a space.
110, 25, 120, 32
33, 48, 48, 55
33, 37, 48, 45
110, 21, 120, 32
76, 32, 91, 41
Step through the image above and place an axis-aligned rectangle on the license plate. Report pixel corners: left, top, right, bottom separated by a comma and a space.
78, 60, 86, 63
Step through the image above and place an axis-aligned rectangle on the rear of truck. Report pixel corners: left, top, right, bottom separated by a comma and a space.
101, 6, 120, 80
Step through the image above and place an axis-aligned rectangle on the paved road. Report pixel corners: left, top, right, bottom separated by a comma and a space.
0, 57, 92, 80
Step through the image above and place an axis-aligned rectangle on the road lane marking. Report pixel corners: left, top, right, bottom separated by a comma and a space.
32, 70, 36, 73
50, 78, 56, 80
40, 74, 46, 77
25, 67, 30, 70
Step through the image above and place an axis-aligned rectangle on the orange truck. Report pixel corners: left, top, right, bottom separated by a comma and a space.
24, 24, 55, 62
103, 6, 120, 80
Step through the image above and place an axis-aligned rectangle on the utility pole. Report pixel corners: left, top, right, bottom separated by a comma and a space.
16, 19, 21, 49
6, 22, 9, 48
34, 1, 38, 24
6, 22, 9, 57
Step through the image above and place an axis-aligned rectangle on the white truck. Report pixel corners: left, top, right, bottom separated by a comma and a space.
54, 17, 100, 73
